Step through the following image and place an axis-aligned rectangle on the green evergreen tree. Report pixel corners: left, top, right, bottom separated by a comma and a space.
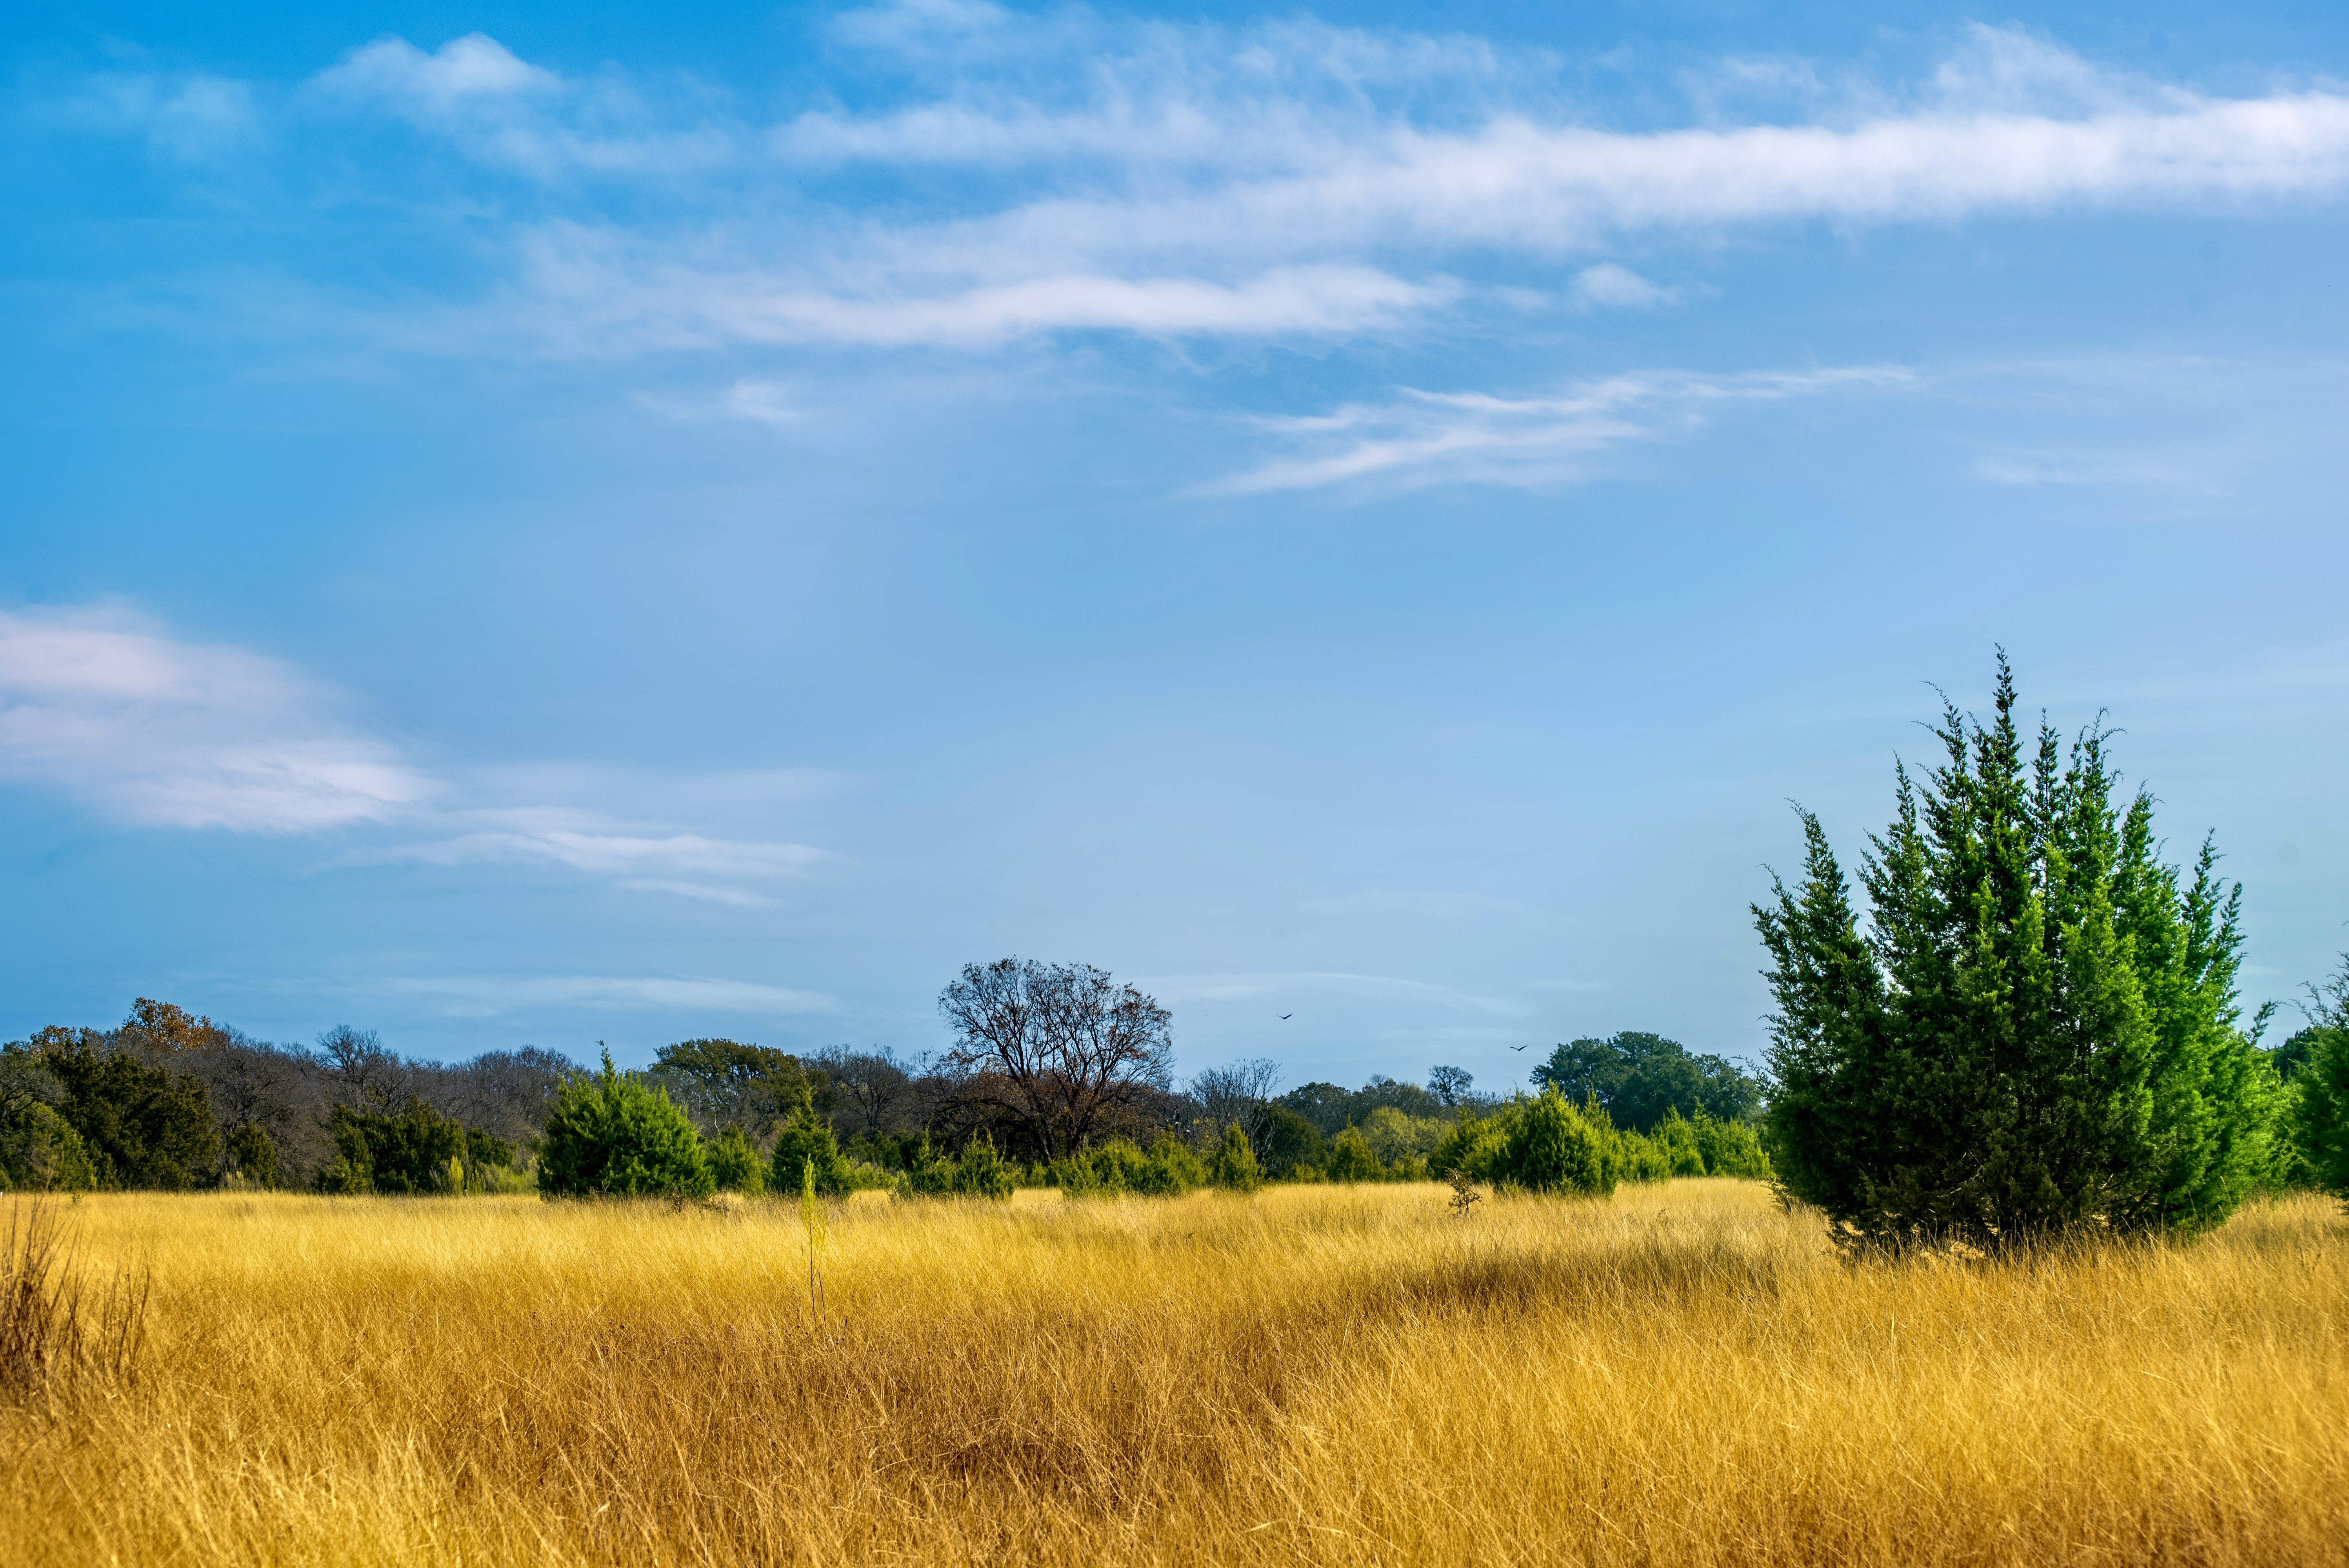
708, 1125, 768, 1194
1208, 1125, 1264, 1192
2287, 952, 2349, 1200
1507, 1090, 1610, 1196
538, 1049, 715, 1199
2292, 1028, 2349, 1200
1688, 1108, 1772, 1178
1756, 656, 2280, 1250
324, 1098, 471, 1195
1134, 1132, 1206, 1195
769, 1091, 851, 1197
1322, 1125, 1385, 1183
41, 1034, 218, 1190
226, 1121, 278, 1188
951, 1132, 1017, 1199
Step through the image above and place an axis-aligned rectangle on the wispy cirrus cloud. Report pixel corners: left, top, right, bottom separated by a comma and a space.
371, 973, 836, 1019
305, 33, 739, 178
1216, 364, 1912, 494
53, 16, 2349, 353
0, 606, 434, 831
0, 606, 825, 905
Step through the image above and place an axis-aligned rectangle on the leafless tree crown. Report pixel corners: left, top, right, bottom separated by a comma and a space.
937, 958, 1173, 1162
1189, 1057, 1282, 1150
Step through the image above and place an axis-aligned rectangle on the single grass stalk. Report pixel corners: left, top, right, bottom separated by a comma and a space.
800, 1157, 827, 1330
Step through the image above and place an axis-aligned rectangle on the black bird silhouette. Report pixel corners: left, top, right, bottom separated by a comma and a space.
1279, 1013, 1293, 1020
1509, 1044, 1529, 1051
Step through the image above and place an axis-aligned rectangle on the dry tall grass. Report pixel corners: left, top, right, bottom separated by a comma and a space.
4, 1179, 2344, 1566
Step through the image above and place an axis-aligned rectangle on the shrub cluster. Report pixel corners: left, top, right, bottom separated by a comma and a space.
538, 1052, 716, 1199
1053, 1133, 1208, 1196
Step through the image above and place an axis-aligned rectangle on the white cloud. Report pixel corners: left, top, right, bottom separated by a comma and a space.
375, 974, 835, 1018
613, 879, 782, 908
67, 72, 261, 161
1569, 262, 1680, 310
309, 33, 738, 178
176, 21, 2349, 352
1971, 450, 2211, 489
511, 232, 1444, 349
0, 607, 434, 831
345, 822, 824, 883
316, 34, 559, 106
1216, 364, 1910, 495
0, 605, 825, 903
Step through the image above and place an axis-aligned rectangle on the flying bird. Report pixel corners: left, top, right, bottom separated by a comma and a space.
1510, 1044, 1528, 1052
1280, 1014, 1293, 1020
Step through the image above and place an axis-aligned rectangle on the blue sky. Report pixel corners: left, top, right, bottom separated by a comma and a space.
3, 0, 2345, 1088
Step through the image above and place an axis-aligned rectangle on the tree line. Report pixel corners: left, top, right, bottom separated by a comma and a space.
8, 657, 2342, 1233
0, 976, 1776, 1201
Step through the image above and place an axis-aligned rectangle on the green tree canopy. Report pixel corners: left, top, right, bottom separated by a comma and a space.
1755, 656, 2284, 1251
648, 1039, 824, 1133
322, 1098, 472, 1195
2287, 953, 2349, 1200
1275, 1075, 1445, 1136
35, 1029, 219, 1189
540, 1050, 715, 1199
1531, 1032, 1762, 1132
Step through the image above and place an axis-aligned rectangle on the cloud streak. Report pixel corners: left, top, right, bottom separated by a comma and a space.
0, 607, 434, 831
1216, 365, 1912, 494
0, 606, 824, 903
373, 974, 836, 1019
61, 19, 2349, 352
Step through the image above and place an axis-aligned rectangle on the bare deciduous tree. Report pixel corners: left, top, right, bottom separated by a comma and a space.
316, 1025, 403, 1110
1189, 1057, 1282, 1151
1427, 1064, 1474, 1106
938, 958, 1174, 1162
811, 1046, 916, 1140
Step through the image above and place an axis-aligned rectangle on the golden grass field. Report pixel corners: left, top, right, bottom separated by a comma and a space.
4, 1178, 2346, 1567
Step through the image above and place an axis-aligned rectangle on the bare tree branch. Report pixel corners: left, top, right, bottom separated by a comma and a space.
938, 958, 1174, 1162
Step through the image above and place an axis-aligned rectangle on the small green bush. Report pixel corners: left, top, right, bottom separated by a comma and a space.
1429, 1112, 1489, 1177
323, 1098, 471, 1195
1055, 1137, 1150, 1196
1208, 1126, 1263, 1192
226, 1121, 279, 1188
1132, 1133, 1206, 1196
1526, 1090, 1612, 1195
708, 1126, 767, 1194
1322, 1126, 1386, 1184
539, 1050, 715, 1199
953, 1132, 1017, 1200
896, 1136, 960, 1197
769, 1094, 851, 1197
1689, 1108, 1773, 1179
0, 1101, 99, 1193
